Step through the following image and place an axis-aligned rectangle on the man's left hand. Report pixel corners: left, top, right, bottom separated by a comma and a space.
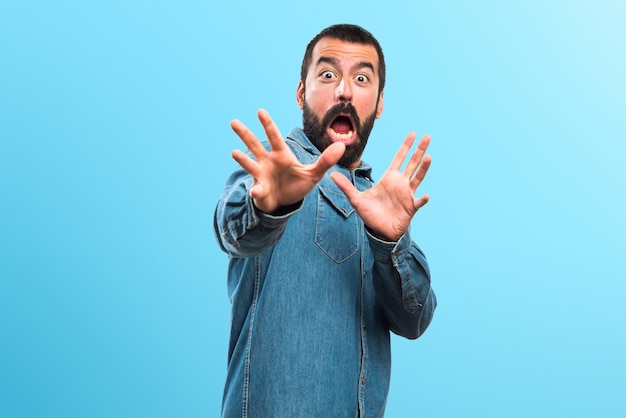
330, 133, 432, 242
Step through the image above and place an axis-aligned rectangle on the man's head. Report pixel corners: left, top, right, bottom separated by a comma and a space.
297, 24, 386, 169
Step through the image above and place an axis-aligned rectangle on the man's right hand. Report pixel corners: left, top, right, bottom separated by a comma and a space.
230, 109, 346, 213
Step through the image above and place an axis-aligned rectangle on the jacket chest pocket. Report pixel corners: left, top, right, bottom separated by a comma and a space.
315, 185, 359, 263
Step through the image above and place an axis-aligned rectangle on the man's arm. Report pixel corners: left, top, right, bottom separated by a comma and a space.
368, 230, 436, 339
213, 167, 303, 257
214, 109, 345, 257
332, 132, 436, 338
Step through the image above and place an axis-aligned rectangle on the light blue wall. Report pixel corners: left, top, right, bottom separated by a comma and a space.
1, 1, 624, 416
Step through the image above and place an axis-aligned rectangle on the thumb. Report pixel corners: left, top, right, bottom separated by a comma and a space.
330, 171, 359, 202
315, 142, 345, 173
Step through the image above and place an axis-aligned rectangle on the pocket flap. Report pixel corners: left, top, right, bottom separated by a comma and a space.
318, 185, 355, 219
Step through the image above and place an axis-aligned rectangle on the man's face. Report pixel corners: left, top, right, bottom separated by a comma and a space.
297, 38, 384, 169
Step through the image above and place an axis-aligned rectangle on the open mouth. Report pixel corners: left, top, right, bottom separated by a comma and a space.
327, 114, 356, 145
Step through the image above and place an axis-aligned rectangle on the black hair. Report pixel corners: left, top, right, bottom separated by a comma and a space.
300, 24, 386, 94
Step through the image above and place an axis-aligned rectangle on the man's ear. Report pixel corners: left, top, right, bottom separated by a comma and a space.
296, 80, 305, 109
376, 90, 384, 119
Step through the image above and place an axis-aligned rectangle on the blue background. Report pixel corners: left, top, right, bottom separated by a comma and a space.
1, 1, 625, 417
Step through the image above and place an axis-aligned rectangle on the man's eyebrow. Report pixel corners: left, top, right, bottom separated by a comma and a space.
316, 56, 339, 67
315, 56, 375, 73
354, 61, 375, 73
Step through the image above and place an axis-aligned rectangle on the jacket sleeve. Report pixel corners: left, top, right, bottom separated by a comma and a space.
213, 168, 302, 258
367, 229, 437, 339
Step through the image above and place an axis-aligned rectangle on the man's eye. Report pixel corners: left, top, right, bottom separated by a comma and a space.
321, 71, 335, 79
356, 74, 369, 83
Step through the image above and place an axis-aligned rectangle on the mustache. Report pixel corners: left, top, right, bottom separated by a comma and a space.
322, 103, 361, 130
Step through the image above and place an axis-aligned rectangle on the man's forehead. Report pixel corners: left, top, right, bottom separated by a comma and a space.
311, 37, 379, 70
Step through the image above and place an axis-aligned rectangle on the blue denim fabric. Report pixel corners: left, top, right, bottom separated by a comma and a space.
214, 128, 436, 418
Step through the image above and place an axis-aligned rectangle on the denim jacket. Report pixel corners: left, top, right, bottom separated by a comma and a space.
214, 127, 436, 418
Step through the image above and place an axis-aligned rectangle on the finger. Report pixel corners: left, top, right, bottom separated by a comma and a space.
314, 142, 345, 174
404, 135, 431, 176
413, 194, 430, 211
388, 132, 416, 171
409, 154, 432, 189
230, 119, 267, 158
330, 171, 359, 202
249, 183, 266, 201
257, 109, 287, 152
232, 149, 261, 178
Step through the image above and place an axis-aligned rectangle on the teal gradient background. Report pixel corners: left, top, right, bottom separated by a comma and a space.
1, 1, 625, 417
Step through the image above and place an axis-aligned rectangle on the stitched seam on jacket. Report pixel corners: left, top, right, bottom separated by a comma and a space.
242, 254, 262, 418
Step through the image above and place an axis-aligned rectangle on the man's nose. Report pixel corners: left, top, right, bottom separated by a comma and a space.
334, 79, 352, 102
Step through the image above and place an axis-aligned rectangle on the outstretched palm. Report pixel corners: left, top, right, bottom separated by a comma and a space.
231, 109, 346, 213
331, 133, 432, 242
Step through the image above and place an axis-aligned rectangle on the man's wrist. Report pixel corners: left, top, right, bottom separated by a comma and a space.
254, 199, 303, 217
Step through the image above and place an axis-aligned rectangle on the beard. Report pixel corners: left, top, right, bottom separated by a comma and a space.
302, 100, 377, 168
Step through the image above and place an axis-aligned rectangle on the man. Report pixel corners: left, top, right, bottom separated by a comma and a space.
214, 24, 436, 417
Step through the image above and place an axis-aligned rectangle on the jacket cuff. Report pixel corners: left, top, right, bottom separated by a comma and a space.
255, 199, 304, 228
366, 228, 412, 264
